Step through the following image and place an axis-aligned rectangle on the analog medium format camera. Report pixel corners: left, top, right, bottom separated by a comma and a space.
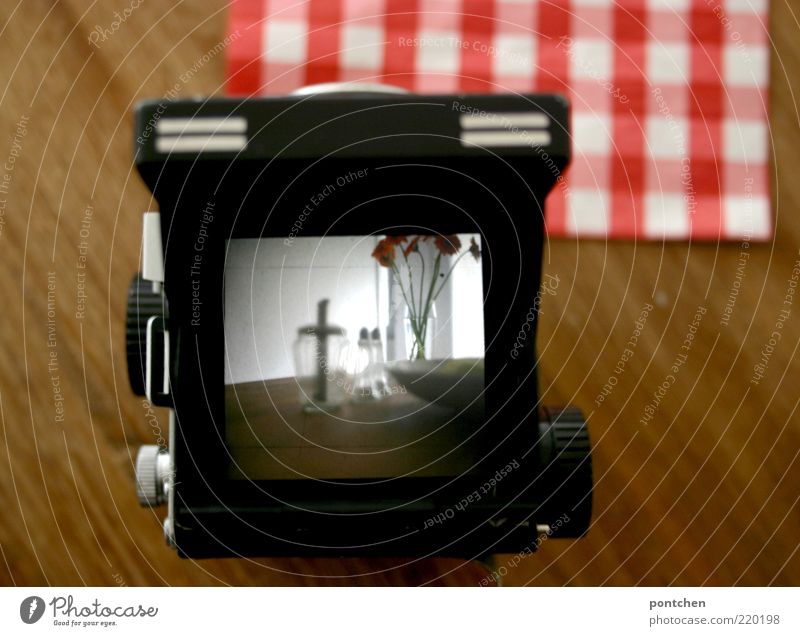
127, 85, 592, 558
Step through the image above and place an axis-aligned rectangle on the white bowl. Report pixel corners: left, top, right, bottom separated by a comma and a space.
387, 358, 484, 412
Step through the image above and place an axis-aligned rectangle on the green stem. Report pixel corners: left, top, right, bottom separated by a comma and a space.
406, 253, 440, 360
417, 248, 426, 317
401, 248, 418, 323
391, 260, 425, 359
431, 250, 469, 304
421, 253, 441, 330
391, 261, 416, 328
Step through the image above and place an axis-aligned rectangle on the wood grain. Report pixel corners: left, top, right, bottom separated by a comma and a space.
0, 1, 797, 586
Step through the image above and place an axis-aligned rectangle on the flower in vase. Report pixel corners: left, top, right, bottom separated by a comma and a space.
434, 234, 461, 256
372, 232, 480, 360
371, 235, 407, 267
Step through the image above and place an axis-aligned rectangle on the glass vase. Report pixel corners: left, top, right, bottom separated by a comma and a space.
404, 302, 437, 360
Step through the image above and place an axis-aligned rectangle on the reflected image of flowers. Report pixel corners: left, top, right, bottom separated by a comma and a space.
434, 234, 460, 256
371, 233, 481, 359
371, 235, 405, 266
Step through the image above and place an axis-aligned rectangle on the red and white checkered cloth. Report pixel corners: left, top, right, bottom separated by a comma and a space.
225, 0, 771, 241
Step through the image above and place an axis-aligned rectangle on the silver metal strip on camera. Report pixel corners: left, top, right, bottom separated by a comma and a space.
155, 116, 248, 153
459, 111, 552, 148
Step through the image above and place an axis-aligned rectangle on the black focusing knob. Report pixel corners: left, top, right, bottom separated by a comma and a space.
537, 405, 593, 536
126, 273, 166, 396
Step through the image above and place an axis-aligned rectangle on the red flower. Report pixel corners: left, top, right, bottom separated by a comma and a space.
372, 236, 407, 267
372, 239, 395, 267
403, 236, 421, 257
434, 234, 461, 256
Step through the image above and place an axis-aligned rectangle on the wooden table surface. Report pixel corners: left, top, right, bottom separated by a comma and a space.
225, 378, 487, 480
0, 1, 797, 586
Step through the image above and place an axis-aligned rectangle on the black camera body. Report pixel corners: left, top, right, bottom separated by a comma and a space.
129, 88, 592, 559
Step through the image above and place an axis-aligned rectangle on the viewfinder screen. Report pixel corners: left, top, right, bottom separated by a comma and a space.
223, 234, 486, 481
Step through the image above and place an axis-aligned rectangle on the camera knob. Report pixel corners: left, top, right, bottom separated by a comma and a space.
126, 273, 165, 396
539, 406, 590, 473
135, 445, 170, 507
537, 406, 593, 535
